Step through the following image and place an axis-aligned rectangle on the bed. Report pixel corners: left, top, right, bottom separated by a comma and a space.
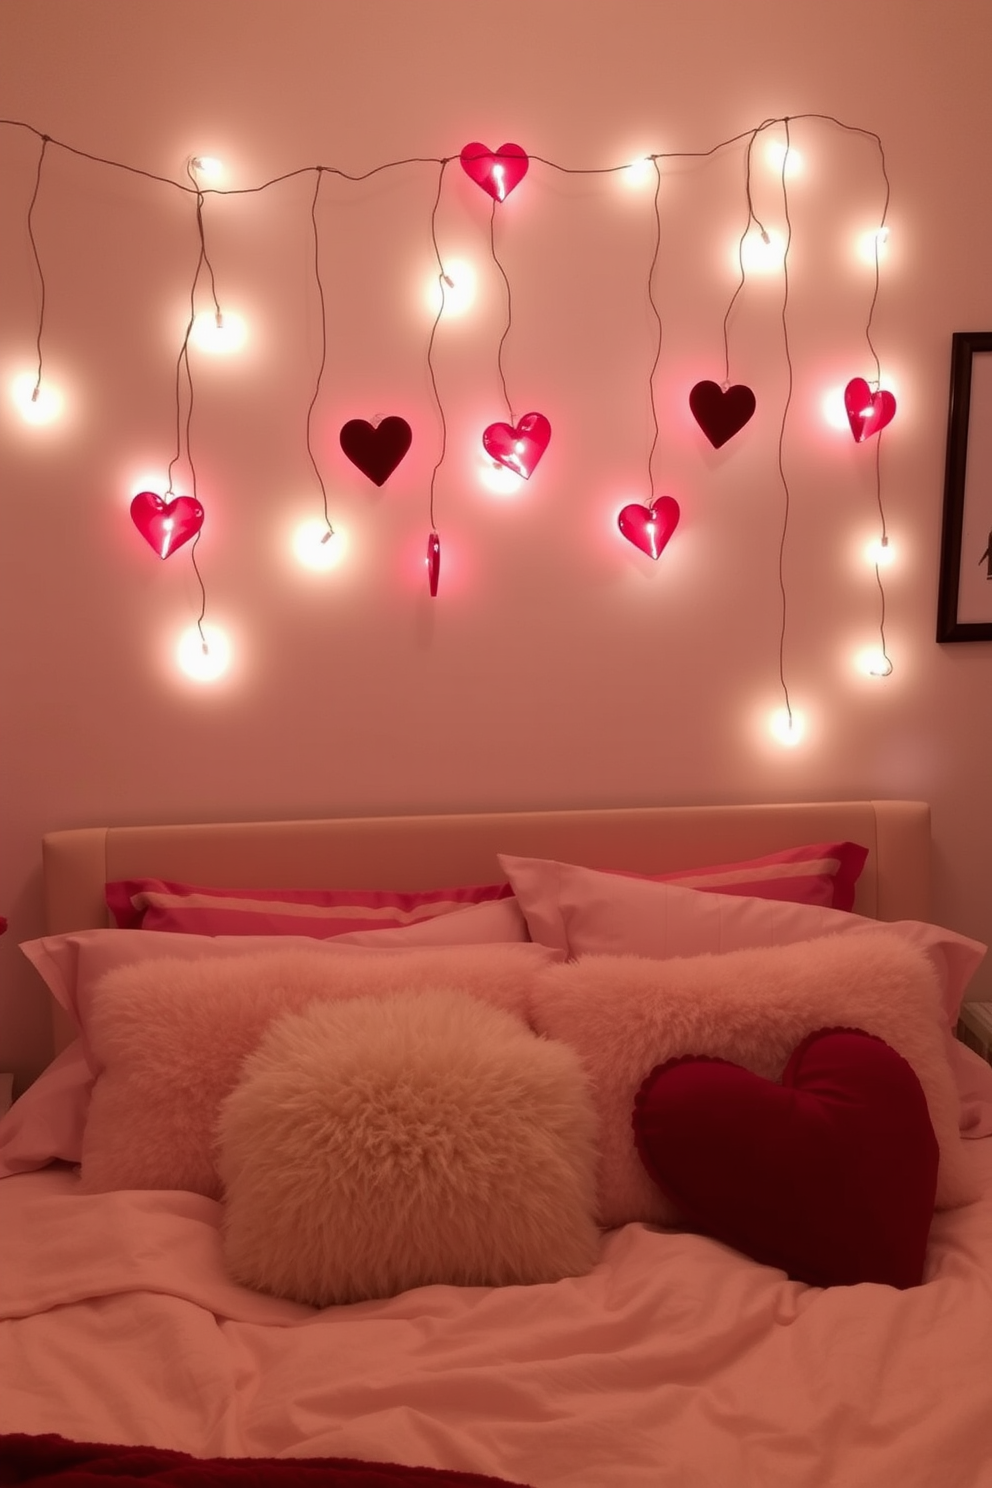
1, 799, 991, 1488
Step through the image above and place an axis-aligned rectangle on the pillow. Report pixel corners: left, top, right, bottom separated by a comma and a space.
527, 930, 981, 1231
497, 854, 986, 1026
0, 1043, 92, 1177
216, 990, 601, 1305
44, 939, 560, 1197
632, 1027, 939, 1288
646, 839, 867, 910
106, 877, 516, 937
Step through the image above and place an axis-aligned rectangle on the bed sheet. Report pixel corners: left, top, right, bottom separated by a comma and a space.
2, 1151, 991, 1488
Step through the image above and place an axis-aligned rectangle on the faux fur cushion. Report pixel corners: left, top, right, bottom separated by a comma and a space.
216, 990, 602, 1306
528, 930, 981, 1230
74, 944, 560, 1197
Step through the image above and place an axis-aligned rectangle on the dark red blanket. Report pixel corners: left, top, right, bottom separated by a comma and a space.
0, 1436, 533, 1488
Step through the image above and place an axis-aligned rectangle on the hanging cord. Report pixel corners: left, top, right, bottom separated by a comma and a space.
425, 158, 451, 533
304, 167, 334, 540
644, 156, 664, 505
774, 118, 796, 730
488, 199, 515, 423
25, 133, 50, 399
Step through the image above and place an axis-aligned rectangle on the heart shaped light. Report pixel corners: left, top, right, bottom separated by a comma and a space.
426, 531, 441, 598
130, 492, 204, 559
339, 416, 412, 487
617, 496, 680, 560
844, 378, 896, 443
688, 380, 756, 449
632, 1027, 938, 1289
459, 142, 529, 202
482, 412, 551, 479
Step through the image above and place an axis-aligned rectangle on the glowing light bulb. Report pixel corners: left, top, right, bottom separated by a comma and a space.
770, 707, 804, 747
11, 372, 63, 424
292, 519, 346, 571
177, 624, 230, 682
857, 648, 893, 678
491, 163, 506, 201
765, 141, 804, 178
426, 258, 476, 318
737, 228, 786, 273
621, 156, 654, 188
478, 455, 524, 497
190, 310, 247, 354
866, 535, 894, 567
189, 155, 224, 181
857, 226, 890, 265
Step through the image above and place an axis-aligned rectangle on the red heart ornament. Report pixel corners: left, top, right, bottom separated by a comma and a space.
426, 531, 441, 598
459, 141, 529, 201
482, 412, 551, 479
617, 497, 680, 560
844, 378, 896, 442
689, 380, 756, 448
339, 416, 412, 487
632, 1027, 938, 1289
130, 492, 204, 559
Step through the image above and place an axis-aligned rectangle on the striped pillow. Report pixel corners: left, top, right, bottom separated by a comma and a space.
105, 842, 866, 939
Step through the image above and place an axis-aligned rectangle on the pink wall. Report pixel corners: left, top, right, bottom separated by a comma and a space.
2, 0, 991, 1083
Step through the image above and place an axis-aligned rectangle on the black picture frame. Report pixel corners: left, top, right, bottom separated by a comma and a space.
936, 330, 992, 642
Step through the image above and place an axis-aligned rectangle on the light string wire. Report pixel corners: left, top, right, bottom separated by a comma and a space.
720, 118, 778, 386
644, 157, 664, 506
425, 158, 452, 535
865, 137, 893, 674
25, 133, 50, 399
488, 198, 515, 424
304, 167, 334, 540
773, 117, 796, 731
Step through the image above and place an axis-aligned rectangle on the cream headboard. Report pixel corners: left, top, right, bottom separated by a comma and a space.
40, 799, 931, 1054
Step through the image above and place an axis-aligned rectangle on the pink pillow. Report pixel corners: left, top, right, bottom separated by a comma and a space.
632, 1027, 939, 1288
527, 931, 982, 1230
106, 877, 516, 937
648, 839, 867, 910
0, 1043, 92, 1178
498, 854, 986, 1026
27, 937, 560, 1197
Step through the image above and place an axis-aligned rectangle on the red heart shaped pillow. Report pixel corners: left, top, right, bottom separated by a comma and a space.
632, 1027, 938, 1289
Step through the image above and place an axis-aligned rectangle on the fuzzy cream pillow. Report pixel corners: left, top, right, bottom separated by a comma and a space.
216, 990, 602, 1306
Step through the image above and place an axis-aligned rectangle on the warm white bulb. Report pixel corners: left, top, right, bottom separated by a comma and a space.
765, 141, 804, 178
737, 228, 786, 274
176, 625, 230, 682
770, 707, 804, 746
426, 258, 476, 318
189, 155, 224, 181
478, 454, 524, 497
190, 310, 247, 354
292, 519, 347, 571
857, 648, 893, 678
866, 536, 894, 567
857, 226, 890, 265
11, 372, 63, 424
621, 156, 654, 188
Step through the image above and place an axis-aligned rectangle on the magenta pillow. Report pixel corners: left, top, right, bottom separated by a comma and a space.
632, 1027, 940, 1288
106, 878, 515, 937
647, 840, 867, 910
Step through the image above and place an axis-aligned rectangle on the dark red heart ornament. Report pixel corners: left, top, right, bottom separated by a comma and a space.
689, 380, 756, 449
339, 416, 412, 487
459, 142, 529, 201
617, 497, 680, 560
844, 378, 896, 442
482, 412, 551, 479
130, 492, 204, 559
632, 1027, 938, 1289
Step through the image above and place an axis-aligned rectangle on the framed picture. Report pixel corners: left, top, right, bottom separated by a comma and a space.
936, 330, 992, 642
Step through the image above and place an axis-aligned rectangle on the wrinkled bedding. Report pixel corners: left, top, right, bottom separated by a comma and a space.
2, 1150, 992, 1488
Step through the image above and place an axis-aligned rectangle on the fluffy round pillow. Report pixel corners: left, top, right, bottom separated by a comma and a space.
216, 989, 601, 1306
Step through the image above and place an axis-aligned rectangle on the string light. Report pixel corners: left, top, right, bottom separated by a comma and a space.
620, 156, 655, 189
176, 623, 230, 682
293, 518, 346, 571
770, 707, 805, 746
190, 309, 247, 354
425, 257, 476, 318
765, 140, 804, 178
10, 370, 63, 423
857, 225, 890, 265
188, 155, 224, 182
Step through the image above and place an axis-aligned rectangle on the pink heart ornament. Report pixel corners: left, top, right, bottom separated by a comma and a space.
459, 142, 529, 201
482, 412, 551, 479
130, 492, 204, 559
618, 497, 680, 560
844, 378, 896, 442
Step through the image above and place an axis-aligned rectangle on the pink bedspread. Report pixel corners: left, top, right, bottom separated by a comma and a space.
2, 1151, 992, 1488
